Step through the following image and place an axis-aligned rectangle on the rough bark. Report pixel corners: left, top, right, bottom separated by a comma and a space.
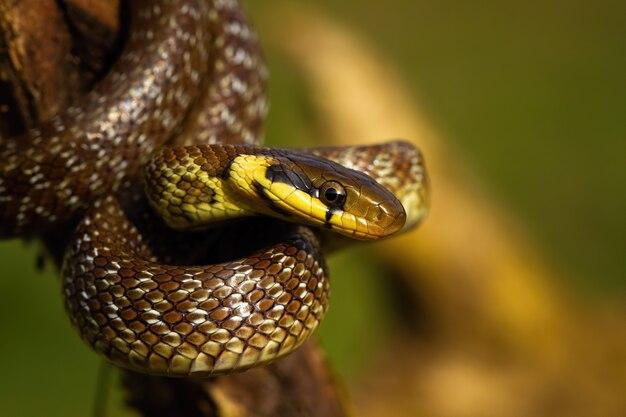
0, 0, 79, 132
124, 341, 345, 417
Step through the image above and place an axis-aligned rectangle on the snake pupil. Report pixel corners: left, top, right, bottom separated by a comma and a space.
325, 188, 338, 201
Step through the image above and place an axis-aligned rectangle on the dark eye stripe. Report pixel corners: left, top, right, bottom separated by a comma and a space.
265, 164, 314, 194
325, 208, 336, 223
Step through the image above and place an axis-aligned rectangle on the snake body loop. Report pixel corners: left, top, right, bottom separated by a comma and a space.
63, 195, 329, 376
0, 0, 429, 376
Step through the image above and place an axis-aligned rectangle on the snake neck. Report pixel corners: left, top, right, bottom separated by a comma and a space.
144, 149, 324, 230
143, 146, 274, 229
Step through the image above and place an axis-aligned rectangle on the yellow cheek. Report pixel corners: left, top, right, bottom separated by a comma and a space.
269, 182, 326, 224
310, 200, 329, 223
283, 192, 312, 216
331, 211, 361, 236
229, 155, 272, 195
328, 211, 380, 239
337, 212, 357, 232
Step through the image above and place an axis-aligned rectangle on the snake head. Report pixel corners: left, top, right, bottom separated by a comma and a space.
228, 151, 407, 240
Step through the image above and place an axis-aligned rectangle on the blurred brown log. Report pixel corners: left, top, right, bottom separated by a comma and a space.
0, 1, 347, 416
62, 0, 120, 86
253, 3, 626, 417
0, 0, 79, 133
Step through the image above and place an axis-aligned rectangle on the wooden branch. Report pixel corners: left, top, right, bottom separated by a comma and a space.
124, 341, 345, 417
0, 0, 79, 132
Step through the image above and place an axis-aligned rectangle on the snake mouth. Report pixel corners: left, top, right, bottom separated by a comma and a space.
332, 215, 403, 240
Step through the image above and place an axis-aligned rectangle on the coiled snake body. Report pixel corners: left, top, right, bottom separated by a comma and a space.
0, 0, 428, 376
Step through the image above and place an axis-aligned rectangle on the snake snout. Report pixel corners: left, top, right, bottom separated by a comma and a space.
364, 197, 406, 238
381, 200, 407, 234
342, 189, 406, 240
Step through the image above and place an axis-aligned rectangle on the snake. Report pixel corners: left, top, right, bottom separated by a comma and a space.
0, 0, 429, 377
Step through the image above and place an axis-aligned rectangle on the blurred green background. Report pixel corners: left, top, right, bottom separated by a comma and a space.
0, 1, 624, 416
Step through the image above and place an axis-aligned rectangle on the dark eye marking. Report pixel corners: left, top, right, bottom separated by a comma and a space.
325, 208, 336, 223
266, 164, 314, 194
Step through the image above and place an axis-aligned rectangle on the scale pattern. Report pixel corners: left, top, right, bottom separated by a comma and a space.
174, 0, 268, 146
0, 0, 213, 235
63, 196, 328, 376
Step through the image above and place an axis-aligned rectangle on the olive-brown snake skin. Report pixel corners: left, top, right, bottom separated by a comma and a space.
0, 0, 429, 377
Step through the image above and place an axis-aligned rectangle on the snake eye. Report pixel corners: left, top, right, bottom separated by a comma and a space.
319, 181, 346, 208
